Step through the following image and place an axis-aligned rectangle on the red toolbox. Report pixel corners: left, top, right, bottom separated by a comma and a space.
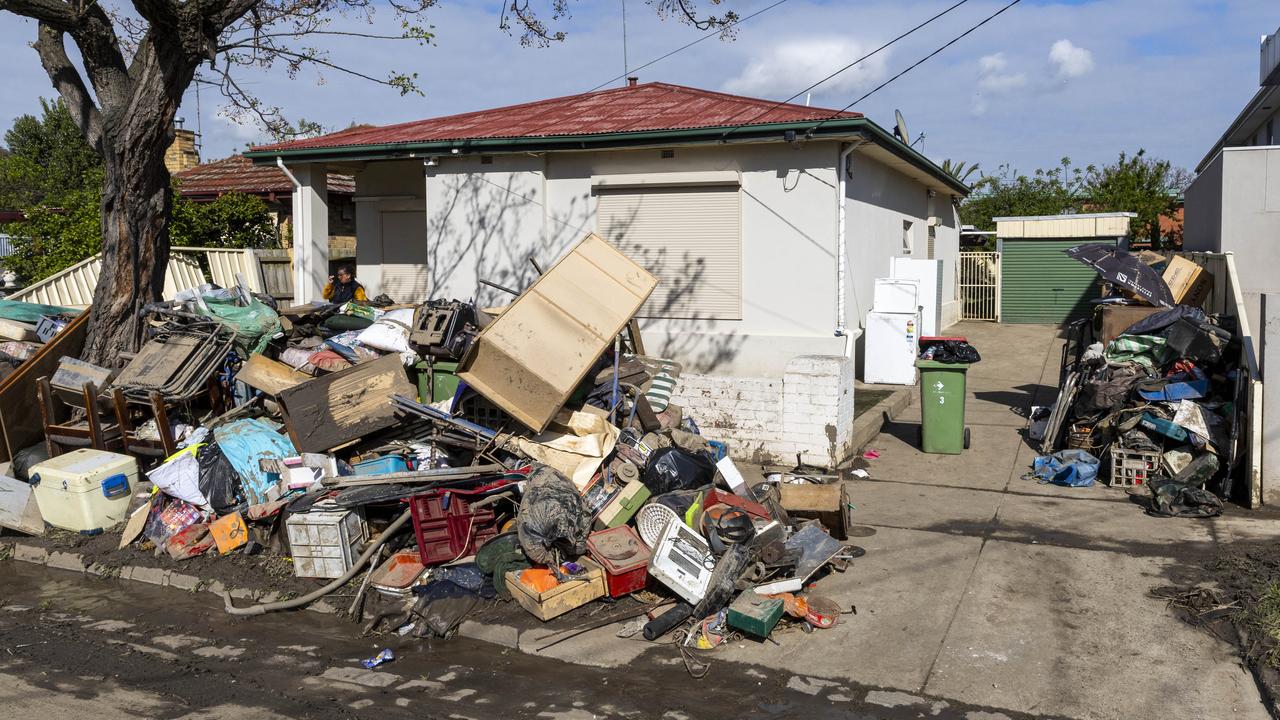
586, 526, 650, 598
409, 487, 506, 566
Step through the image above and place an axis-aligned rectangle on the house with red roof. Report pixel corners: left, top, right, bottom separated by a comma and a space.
247, 80, 970, 466
173, 154, 358, 259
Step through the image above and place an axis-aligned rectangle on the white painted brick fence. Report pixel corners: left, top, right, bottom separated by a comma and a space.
671, 354, 856, 468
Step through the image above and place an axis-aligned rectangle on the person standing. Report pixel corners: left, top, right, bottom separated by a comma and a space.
322, 264, 367, 304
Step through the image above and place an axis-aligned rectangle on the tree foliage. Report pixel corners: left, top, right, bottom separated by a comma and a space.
170, 190, 277, 249
0, 97, 102, 209
960, 158, 1088, 232
960, 151, 1191, 248
4, 169, 104, 282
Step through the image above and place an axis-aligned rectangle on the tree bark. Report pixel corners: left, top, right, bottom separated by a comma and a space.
79, 38, 195, 367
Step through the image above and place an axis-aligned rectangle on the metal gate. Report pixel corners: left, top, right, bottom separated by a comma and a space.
958, 251, 1000, 321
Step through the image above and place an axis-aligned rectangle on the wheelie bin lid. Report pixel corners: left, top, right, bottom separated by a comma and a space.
915, 359, 972, 370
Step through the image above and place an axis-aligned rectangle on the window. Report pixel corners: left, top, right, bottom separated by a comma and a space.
902, 220, 914, 254
596, 184, 742, 320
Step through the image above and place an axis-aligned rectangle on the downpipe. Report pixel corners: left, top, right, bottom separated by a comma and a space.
836, 140, 864, 358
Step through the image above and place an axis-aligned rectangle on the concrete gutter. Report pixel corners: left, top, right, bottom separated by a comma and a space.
844, 385, 913, 465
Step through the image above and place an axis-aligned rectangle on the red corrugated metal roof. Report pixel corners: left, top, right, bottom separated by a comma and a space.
174, 155, 355, 197
251, 82, 862, 153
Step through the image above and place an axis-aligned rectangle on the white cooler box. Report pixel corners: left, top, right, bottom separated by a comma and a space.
29, 449, 138, 534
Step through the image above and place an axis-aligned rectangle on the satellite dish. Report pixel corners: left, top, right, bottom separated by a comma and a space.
894, 110, 909, 144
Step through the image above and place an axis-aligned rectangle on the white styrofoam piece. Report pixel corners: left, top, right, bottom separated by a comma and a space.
716, 456, 748, 497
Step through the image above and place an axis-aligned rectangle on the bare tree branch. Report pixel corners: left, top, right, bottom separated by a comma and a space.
32, 21, 105, 152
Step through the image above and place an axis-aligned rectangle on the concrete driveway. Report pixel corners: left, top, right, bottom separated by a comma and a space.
811, 321, 1269, 719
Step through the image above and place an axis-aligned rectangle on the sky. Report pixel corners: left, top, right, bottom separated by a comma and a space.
0, 0, 1277, 177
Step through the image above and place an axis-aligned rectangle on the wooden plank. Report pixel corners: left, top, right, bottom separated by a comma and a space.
237, 354, 309, 396
0, 311, 88, 462
277, 354, 415, 453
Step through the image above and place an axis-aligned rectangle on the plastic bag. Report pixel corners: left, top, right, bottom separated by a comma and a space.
1030, 449, 1099, 487
148, 446, 210, 505
197, 295, 282, 356
197, 441, 244, 515
517, 465, 591, 565
213, 418, 297, 505
641, 446, 717, 495
357, 307, 415, 354
1148, 478, 1223, 518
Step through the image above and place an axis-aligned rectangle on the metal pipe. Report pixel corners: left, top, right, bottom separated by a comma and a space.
837, 140, 865, 358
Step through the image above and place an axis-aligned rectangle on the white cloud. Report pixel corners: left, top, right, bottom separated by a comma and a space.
977, 53, 1028, 92
972, 52, 1027, 115
1049, 39, 1094, 79
722, 39, 889, 100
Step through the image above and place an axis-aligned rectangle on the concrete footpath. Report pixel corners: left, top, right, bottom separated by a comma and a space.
510, 321, 1273, 720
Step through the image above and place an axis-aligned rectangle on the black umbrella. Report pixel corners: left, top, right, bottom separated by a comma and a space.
1064, 244, 1174, 307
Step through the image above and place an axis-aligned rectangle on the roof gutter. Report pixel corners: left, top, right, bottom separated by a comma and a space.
245, 118, 970, 196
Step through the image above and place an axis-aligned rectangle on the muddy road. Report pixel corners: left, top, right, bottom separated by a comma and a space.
0, 562, 1056, 719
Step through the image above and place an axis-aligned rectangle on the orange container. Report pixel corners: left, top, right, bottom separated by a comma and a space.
369, 549, 427, 595
209, 512, 248, 554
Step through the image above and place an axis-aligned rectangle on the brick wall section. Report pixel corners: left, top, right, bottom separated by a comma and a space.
671, 354, 854, 468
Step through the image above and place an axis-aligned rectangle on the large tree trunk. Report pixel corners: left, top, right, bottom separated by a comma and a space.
82, 132, 174, 366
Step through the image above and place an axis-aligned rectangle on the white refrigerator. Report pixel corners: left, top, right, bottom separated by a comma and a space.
864, 309, 921, 385
890, 257, 942, 338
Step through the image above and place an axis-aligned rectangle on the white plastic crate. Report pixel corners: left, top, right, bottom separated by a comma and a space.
1110, 447, 1160, 487
285, 504, 367, 578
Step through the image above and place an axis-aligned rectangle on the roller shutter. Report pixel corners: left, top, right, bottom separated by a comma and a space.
595, 185, 742, 320
1000, 238, 1115, 324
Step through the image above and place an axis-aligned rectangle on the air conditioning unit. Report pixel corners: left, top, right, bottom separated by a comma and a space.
1262, 27, 1280, 86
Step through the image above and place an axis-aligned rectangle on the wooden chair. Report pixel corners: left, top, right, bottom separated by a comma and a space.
112, 388, 179, 462
36, 376, 122, 457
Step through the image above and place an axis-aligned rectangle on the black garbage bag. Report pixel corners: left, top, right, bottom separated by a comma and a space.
196, 441, 244, 515
922, 340, 981, 364
1122, 305, 1205, 336
517, 465, 591, 565
12, 443, 50, 481
642, 446, 717, 495
1147, 477, 1223, 518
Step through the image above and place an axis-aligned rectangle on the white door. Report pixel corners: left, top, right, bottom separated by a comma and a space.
380, 211, 429, 302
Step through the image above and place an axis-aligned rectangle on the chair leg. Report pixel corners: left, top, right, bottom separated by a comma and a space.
151, 391, 177, 457
36, 376, 59, 458
83, 382, 104, 451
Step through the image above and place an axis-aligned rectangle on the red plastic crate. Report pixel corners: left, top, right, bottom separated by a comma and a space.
586, 526, 650, 598
409, 488, 502, 566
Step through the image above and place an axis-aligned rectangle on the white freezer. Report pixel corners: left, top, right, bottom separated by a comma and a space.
890, 257, 943, 337
873, 278, 921, 314
864, 310, 920, 385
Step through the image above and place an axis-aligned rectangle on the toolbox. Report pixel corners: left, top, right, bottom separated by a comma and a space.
29, 449, 138, 534
594, 477, 650, 529
586, 526, 650, 598
727, 591, 785, 638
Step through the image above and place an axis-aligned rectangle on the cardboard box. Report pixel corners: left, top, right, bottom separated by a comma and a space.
1097, 305, 1163, 344
458, 233, 657, 433
1162, 257, 1213, 307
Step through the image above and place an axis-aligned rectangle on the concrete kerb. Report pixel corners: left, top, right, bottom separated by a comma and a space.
0, 539, 339, 616
843, 385, 913, 465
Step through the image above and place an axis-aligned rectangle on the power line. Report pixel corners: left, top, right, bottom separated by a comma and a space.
806, 0, 1022, 136
585, 0, 792, 93
718, 0, 971, 140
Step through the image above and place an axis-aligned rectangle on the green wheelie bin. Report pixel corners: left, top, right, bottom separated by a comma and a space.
916, 359, 971, 454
